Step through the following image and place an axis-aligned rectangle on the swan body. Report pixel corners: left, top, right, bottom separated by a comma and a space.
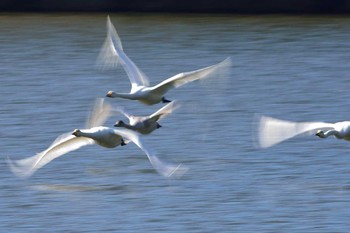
8, 99, 187, 178
114, 100, 180, 134
72, 127, 126, 148
99, 16, 232, 105
256, 115, 350, 148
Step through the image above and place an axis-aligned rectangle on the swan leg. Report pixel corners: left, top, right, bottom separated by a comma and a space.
156, 123, 162, 129
162, 97, 171, 103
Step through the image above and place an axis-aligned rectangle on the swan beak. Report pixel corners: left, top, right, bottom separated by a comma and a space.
114, 120, 123, 127
106, 91, 114, 97
315, 130, 323, 137
72, 129, 79, 136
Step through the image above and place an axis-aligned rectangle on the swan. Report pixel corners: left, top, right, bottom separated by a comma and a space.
98, 16, 232, 105
8, 99, 187, 178
113, 100, 180, 134
256, 115, 350, 148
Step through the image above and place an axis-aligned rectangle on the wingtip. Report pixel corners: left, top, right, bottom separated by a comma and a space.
6, 156, 31, 179
165, 163, 189, 178
222, 56, 232, 66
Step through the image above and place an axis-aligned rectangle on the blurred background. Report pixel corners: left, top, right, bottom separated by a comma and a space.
1, 0, 350, 14
1, 2, 350, 233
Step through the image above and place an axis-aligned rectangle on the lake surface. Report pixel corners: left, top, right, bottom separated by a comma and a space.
1, 14, 350, 232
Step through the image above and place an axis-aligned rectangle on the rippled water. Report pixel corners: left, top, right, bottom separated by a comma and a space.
2, 14, 350, 232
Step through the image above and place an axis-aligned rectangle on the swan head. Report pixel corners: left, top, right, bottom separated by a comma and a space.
72, 129, 81, 137
315, 130, 325, 138
114, 120, 126, 127
106, 91, 115, 98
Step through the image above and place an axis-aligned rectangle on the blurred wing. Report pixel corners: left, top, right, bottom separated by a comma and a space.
256, 115, 334, 148
111, 105, 132, 120
113, 128, 188, 177
8, 133, 94, 178
97, 16, 150, 88
86, 98, 112, 128
149, 100, 180, 122
152, 57, 231, 95
96, 16, 123, 70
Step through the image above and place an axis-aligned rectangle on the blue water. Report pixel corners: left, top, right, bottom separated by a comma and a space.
1, 14, 350, 232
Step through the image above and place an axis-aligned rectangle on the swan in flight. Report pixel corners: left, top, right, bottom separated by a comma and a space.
256, 115, 350, 148
8, 99, 187, 178
98, 16, 232, 105
114, 100, 180, 134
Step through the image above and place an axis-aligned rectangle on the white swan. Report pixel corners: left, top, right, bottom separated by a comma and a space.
114, 100, 180, 134
8, 99, 187, 178
98, 16, 232, 105
256, 115, 350, 148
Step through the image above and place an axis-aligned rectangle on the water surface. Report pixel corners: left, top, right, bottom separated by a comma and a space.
1, 14, 350, 232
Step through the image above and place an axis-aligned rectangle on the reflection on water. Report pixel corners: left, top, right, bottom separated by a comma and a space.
1, 14, 350, 232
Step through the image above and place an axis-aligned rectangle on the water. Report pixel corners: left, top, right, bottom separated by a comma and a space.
1, 13, 350, 232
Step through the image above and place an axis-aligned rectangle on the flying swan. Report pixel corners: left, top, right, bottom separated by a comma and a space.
256, 115, 350, 148
98, 16, 232, 105
8, 99, 187, 178
113, 100, 180, 134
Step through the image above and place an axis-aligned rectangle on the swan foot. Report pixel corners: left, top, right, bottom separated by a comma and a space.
162, 97, 171, 103
156, 123, 162, 129
121, 139, 127, 146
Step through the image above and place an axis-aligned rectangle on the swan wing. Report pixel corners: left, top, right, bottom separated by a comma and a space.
256, 115, 335, 148
113, 128, 187, 177
97, 16, 150, 88
111, 105, 132, 120
8, 133, 95, 178
152, 57, 231, 95
86, 98, 112, 128
149, 100, 180, 122
96, 16, 123, 70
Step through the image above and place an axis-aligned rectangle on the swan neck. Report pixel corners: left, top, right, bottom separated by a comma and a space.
323, 130, 338, 138
76, 129, 93, 138
111, 92, 137, 100
120, 124, 135, 130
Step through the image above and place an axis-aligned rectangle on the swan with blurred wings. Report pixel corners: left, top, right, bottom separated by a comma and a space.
98, 16, 231, 105
113, 100, 180, 134
256, 115, 350, 148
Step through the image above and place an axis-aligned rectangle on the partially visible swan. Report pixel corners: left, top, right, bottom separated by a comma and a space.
256, 115, 350, 148
114, 100, 180, 134
98, 16, 232, 105
8, 99, 187, 178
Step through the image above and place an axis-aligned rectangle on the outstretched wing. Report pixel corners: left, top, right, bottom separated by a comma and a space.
86, 98, 112, 128
8, 133, 94, 178
256, 115, 335, 148
97, 16, 150, 89
96, 16, 123, 70
113, 128, 187, 177
152, 57, 231, 95
149, 100, 180, 122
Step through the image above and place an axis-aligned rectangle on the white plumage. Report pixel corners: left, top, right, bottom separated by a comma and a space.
256, 115, 350, 148
98, 16, 231, 105
8, 99, 187, 178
